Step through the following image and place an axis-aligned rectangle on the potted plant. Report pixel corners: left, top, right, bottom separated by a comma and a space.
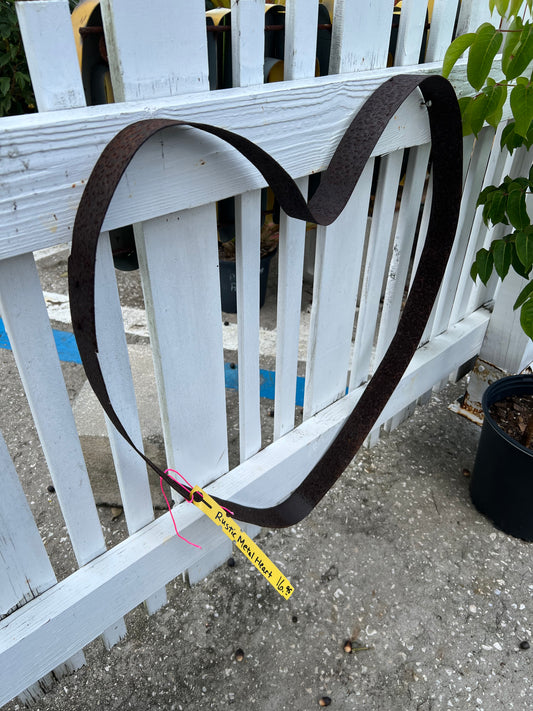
218, 219, 279, 314
470, 374, 533, 539
217, 196, 279, 314
442, 0, 533, 538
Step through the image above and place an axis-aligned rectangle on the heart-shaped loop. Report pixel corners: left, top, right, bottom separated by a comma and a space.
69, 73, 462, 527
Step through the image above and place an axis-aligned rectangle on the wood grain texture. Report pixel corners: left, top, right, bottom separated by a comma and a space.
0, 62, 480, 260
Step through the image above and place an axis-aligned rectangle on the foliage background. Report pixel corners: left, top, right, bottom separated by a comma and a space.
0, 0, 34, 116
443, 0, 533, 339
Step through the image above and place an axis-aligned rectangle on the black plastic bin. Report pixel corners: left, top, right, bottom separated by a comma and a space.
219, 251, 276, 314
470, 375, 533, 541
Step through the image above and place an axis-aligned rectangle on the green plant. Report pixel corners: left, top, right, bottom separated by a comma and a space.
442, 0, 533, 339
0, 0, 35, 116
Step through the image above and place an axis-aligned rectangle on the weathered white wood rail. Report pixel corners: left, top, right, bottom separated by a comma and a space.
0, 0, 522, 704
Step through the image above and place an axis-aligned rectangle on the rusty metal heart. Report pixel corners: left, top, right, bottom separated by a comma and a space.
69, 73, 462, 527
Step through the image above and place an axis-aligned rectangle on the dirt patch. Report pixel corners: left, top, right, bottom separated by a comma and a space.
489, 394, 533, 450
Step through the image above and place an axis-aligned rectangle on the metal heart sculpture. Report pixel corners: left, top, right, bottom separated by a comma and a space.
69, 74, 462, 528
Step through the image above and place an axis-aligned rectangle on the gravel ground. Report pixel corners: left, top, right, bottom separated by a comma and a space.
2, 247, 533, 710
3, 364, 533, 711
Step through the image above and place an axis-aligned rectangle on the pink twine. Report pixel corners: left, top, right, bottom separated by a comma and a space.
165, 468, 234, 517
161, 468, 235, 549
161, 469, 201, 549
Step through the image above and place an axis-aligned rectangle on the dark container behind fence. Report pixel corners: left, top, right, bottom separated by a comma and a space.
219, 251, 275, 314
470, 375, 533, 541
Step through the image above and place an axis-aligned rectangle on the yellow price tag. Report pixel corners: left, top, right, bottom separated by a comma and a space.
190, 486, 294, 600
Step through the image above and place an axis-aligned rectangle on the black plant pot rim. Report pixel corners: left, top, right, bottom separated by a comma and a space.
481, 374, 533, 456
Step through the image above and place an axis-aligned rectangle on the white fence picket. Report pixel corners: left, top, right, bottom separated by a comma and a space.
0, 256, 105, 565
456, 0, 494, 35
450, 123, 509, 323
273, 0, 318, 438
304, 160, 373, 417
231, 0, 264, 462
100, 0, 210, 101
15, 0, 85, 111
235, 190, 263, 460
94, 235, 158, 533
231, 0, 264, 88
329, 0, 391, 73
0, 433, 56, 616
94, 234, 168, 614
99, 0, 231, 581
374, 144, 431, 362
284, 0, 320, 80
394, 0, 430, 66
14, 0, 129, 661
425, 0, 461, 62
349, 151, 405, 388
305, 0, 392, 418
431, 128, 495, 337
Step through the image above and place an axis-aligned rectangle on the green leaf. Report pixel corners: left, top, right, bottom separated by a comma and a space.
481, 188, 509, 226
514, 279, 533, 308
500, 122, 525, 153
520, 297, 533, 339
510, 82, 533, 137
507, 181, 529, 229
512, 246, 532, 278
525, 120, 533, 149
470, 261, 479, 281
474, 248, 495, 284
495, 0, 511, 14
505, 22, 533, 80
470, 92, 490, 135
459, 96, 474, 135
467, 24, 503, 91
477, 184, 499, 205
509, 0, 526, 15
483, 82, 507, 128
442, 33, 476, 78
0, 76, 9, 95
516, 229, 533, 270
492, 238, 513, 278
502, 16, 523, 73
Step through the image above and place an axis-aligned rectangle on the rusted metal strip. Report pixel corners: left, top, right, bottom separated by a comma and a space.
68, 74, 462, 527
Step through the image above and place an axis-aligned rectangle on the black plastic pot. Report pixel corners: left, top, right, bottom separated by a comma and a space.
219, 250, 276, 314
470, 375, 533, 541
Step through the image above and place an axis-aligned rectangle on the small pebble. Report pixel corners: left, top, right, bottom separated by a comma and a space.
224, 321, 230, 326
343, 640, 352, 653
269, 409, 275, 417
230, 362, 236, 369
292, 615, 298, 623
47, 484, 55, 493
111, 506, 123, 521
227, 557, 235, 568
462, 468, 471, 477
235, 648, 244, 662
318, 697, 331, 707
520, 640, 530, 650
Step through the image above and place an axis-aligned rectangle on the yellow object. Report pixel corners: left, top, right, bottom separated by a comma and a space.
205, 7, 230, 25
190, 486, 294, 599
71, 0, 102, 65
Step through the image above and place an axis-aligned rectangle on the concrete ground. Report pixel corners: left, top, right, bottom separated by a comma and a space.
2, 247, 533, 711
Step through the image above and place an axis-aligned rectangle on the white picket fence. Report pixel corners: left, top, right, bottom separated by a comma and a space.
1, 0, 531, 704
